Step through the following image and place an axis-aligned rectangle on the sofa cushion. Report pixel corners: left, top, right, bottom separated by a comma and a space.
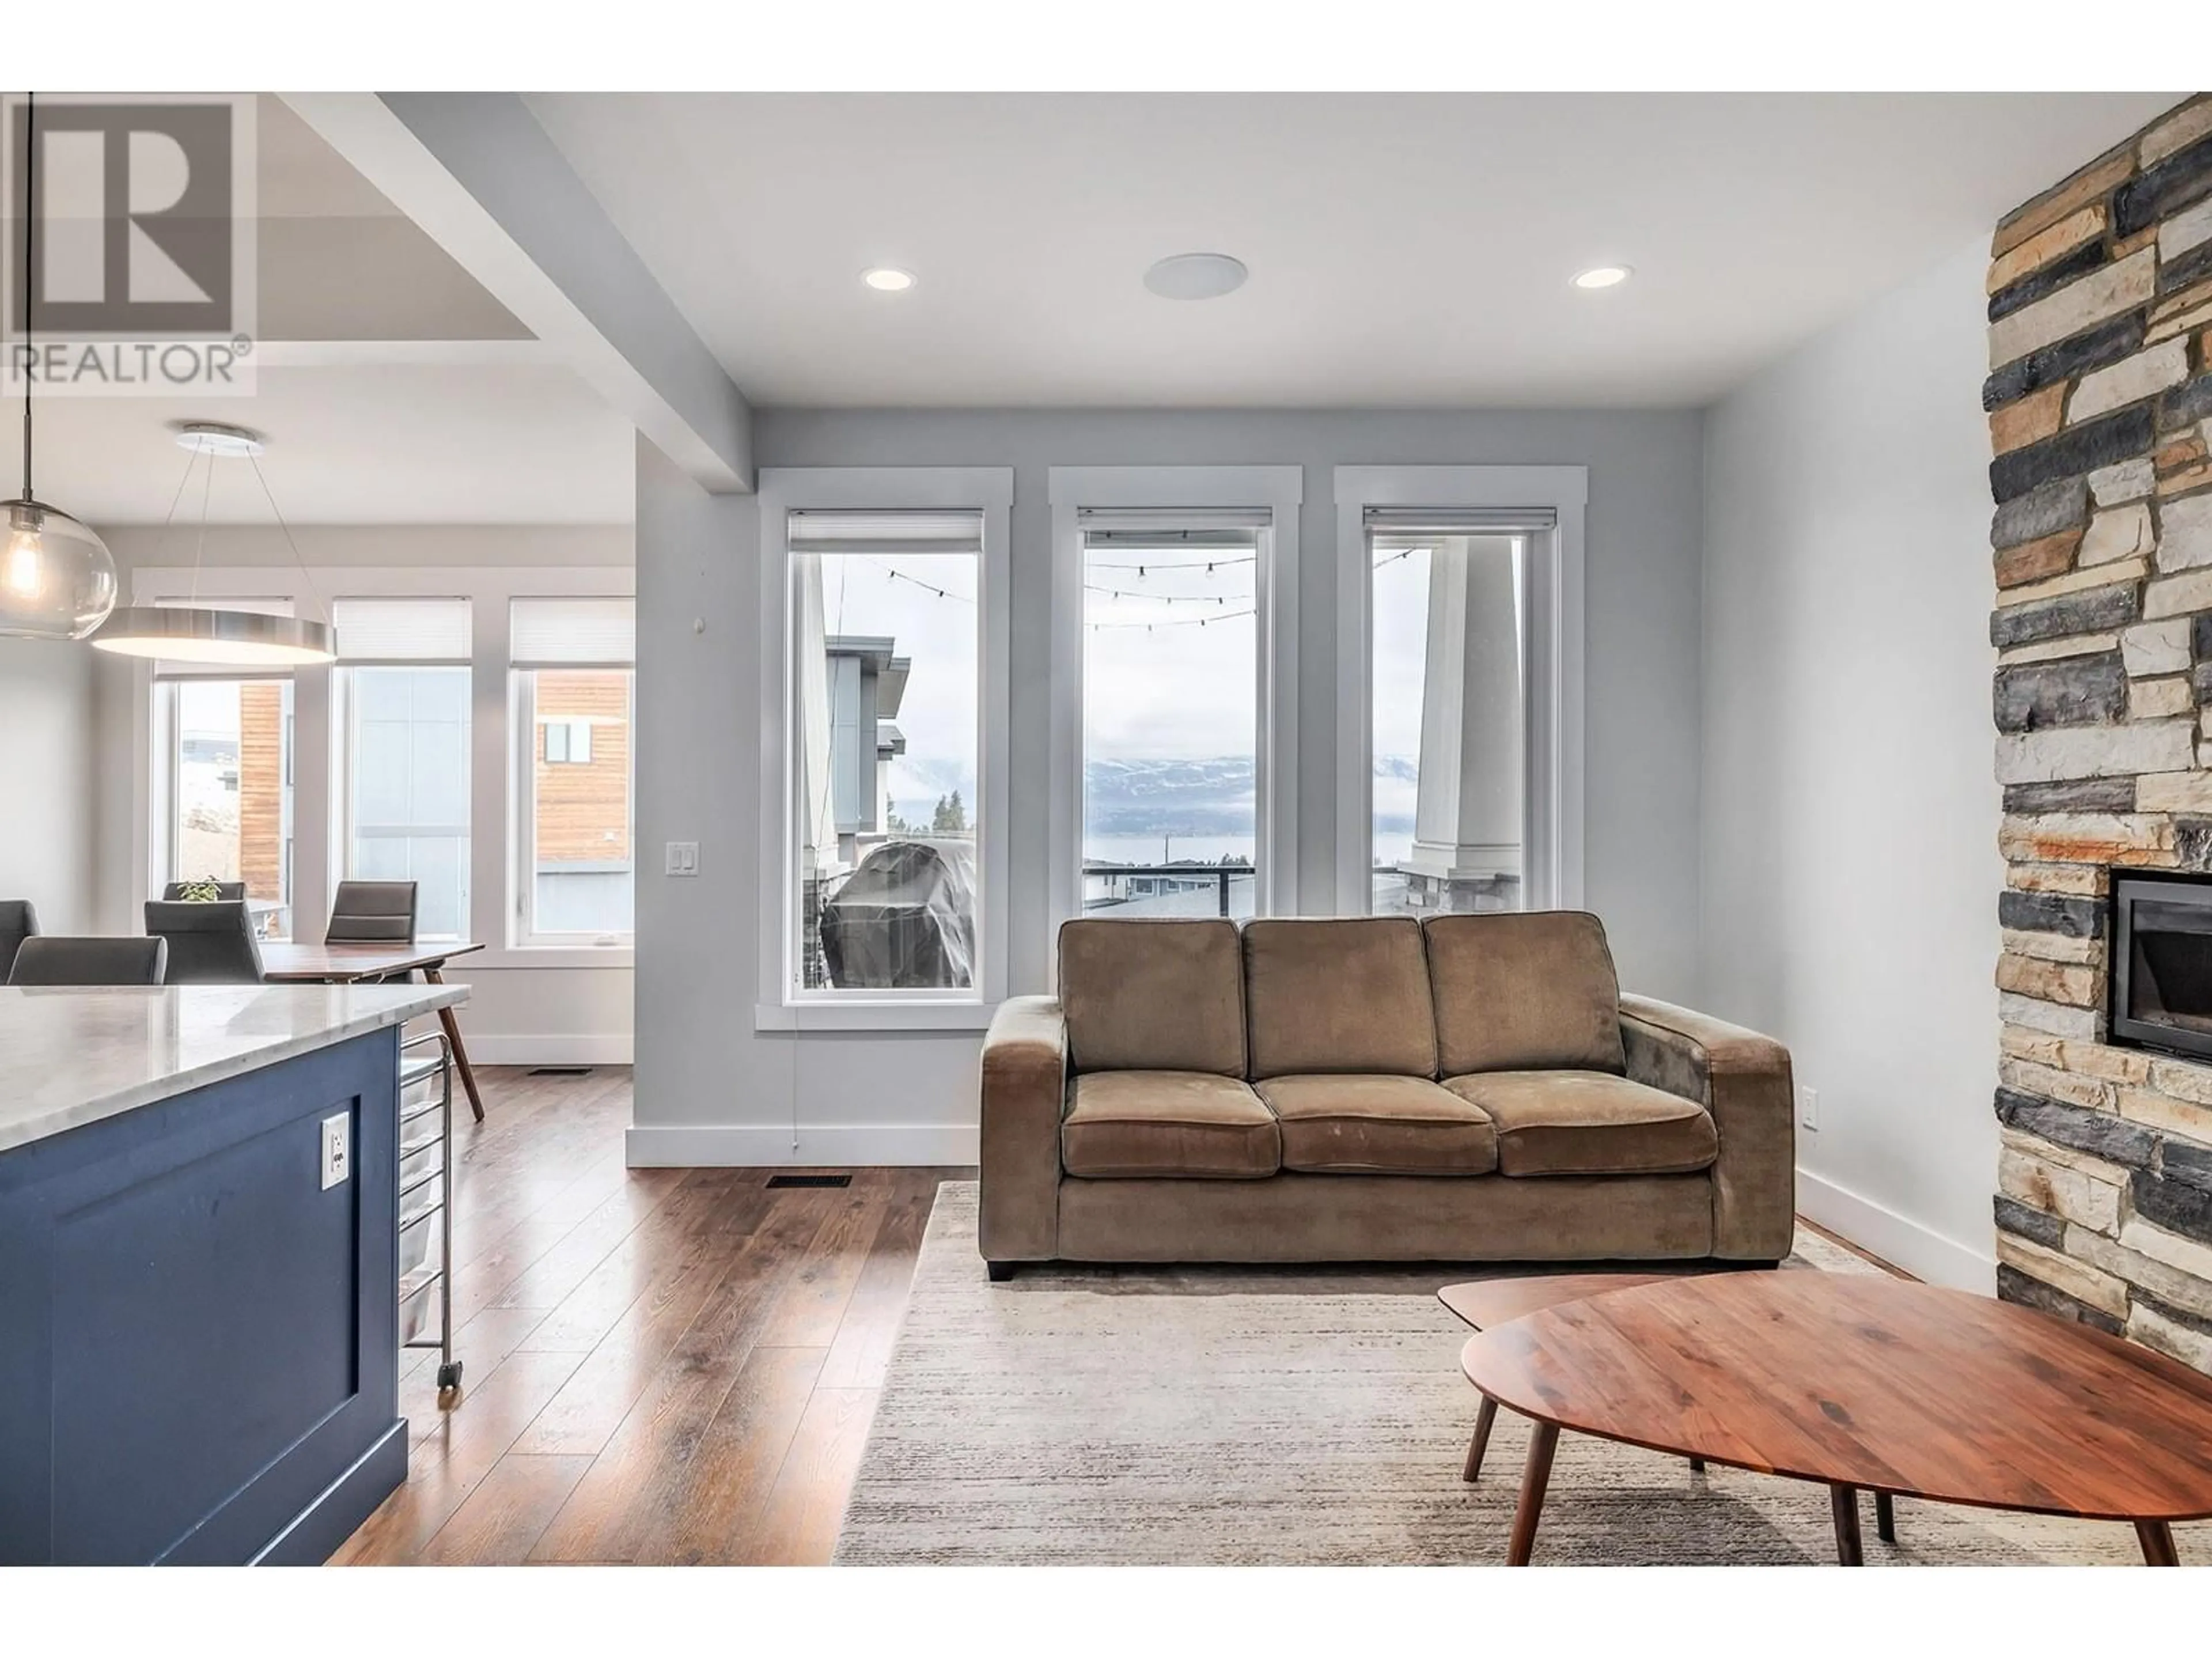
1243, 917, 1437, 1080
1255, 1074, 1498, 1176
1444, 1070, 1717, 1177
1062, 1071, 1280, 1179
1424, 911, 1628, 1075
1059, 918, 1245, 1077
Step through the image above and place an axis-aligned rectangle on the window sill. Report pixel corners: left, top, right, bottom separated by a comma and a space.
754, 1000, 998, 1033
480, 945, 637, 971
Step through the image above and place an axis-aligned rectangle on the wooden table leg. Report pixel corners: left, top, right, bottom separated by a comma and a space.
2137, 1520, 2180, 1566
1874, 1490, 1895, 1544
1830, 1483, 1863, 1566
423, 965, 486, 1123
1463, 1395, 1498, 1483
1506, 1421, 1559, 1566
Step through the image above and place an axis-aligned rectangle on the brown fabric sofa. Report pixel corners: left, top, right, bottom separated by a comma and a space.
977, 912, 1795, 1277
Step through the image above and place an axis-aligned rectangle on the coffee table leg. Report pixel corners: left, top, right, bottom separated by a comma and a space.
1829, 1484, 1863, 1566
1875, 1490, 1895, 1544
1506, 1421, 1560, 1566
2137, 1520, 2180, 1566
1463, 1395, 1498, 1483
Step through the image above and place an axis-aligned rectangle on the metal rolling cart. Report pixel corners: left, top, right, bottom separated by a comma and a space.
397, 1029, 462, 1393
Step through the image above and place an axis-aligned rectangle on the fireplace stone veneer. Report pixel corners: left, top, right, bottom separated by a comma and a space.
1989, 93, 2212, 1370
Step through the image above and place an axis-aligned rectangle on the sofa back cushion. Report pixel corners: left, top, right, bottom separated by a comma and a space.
1424, 911, 1627, 1075
1059, 918, 1246, 1076
1243, 917, 1437, 1080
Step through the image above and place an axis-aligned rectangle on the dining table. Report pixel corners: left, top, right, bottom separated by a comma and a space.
257, 940, 488, 1122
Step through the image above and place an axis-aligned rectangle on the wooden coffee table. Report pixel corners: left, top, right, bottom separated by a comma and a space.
1459, 1271, 2212, 1565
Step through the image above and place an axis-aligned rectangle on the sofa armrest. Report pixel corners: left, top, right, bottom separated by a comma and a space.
978, 995, 1066, 1264
1619, 994, 1795, 1262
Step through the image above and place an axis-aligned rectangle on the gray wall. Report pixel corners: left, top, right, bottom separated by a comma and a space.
0, 637, 98, 933
632, 407, 1708, 1157
1700, 239, 2001, 1290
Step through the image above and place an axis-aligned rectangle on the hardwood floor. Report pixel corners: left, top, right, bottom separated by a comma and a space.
334, 1066, 960, 1566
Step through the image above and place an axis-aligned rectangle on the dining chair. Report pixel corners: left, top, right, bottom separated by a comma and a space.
143, 900, 266, 984
327, 880, 418, 945
162, 881, 247, 902
0, 899, 39, 982
9, 935, 168, 986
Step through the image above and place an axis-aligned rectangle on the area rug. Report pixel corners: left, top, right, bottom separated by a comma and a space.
833, 1181, 2195, 1566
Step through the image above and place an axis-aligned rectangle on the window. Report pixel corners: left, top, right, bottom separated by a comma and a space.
1047, 467, 1301, 944
1333, 466, 1586, 917
154, 597, 297, 940
335, 597, 473, 941
786, 509, 982, 993
544, 720, 592, 764
1368, 527, 1525, 916
512, 597, 635, 945
1079, 510, 1264, 919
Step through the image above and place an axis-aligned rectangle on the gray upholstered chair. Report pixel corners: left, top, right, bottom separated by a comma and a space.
0, 900, 38, 983
9, 935, 168, 986
327, 880, 418, 945
143, 900, 265, 984
162, 880, 247, 902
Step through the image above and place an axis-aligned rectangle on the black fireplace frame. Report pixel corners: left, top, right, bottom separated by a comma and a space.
2109, 868, 2212, 1062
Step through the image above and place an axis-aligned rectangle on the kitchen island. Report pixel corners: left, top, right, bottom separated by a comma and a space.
0, 981, 465, 1565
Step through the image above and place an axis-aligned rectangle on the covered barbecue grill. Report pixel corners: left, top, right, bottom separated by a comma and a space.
818, 838, 978, 989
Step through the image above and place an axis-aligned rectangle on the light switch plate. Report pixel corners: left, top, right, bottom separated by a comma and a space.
1798, 1085, 1820, 1132
665, 841, 700, 877
320, 1112, 351, 1189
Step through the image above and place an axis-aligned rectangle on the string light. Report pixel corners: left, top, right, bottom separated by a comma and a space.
1089, 608, 1257, 630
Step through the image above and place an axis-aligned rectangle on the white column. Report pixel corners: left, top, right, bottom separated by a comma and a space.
1405, 535, 1522, 884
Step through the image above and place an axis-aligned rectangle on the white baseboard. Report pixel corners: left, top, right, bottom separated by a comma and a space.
626, 1122, 981, 1168
465, 1035, 635, 1067
1797, 1166, 1995, 1293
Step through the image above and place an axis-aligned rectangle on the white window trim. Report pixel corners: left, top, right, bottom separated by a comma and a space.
1331, 465, 1586, 918
755, 467, 1014, 1032
1046, 465, 1302, 969
129, 563, 635, 970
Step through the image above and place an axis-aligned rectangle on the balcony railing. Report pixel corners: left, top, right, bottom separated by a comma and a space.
1082, 863, 1255, 919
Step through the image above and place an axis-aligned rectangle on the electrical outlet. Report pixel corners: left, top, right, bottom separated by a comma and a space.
320, 1112, 351, 1190
1798, 1085, 1820, 1132
665, 841, 700, 877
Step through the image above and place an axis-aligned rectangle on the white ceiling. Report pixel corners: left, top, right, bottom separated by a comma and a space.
527, 91, 2181, 408
22, 362, 636, 525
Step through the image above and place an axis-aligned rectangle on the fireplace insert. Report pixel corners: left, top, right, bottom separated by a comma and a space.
2111, 870, 2212, 1060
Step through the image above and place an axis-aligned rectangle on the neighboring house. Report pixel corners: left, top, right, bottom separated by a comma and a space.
534, 669, 635, 934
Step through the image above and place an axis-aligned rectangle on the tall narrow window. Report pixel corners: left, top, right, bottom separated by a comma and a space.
1368, 522, 1526, 916
786, 509, 982, 994
512, 597, 635, 946
335, 597, 474, 940
153, 597, 297, 939
1079, 510, 1263, 919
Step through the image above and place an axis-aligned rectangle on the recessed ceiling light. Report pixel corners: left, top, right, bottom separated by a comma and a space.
1143, 252, 1249, 301
1571, 265, 1633, 291
862, 267, 916, 293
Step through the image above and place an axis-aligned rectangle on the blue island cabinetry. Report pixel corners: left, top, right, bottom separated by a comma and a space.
0, 983, 461, 1564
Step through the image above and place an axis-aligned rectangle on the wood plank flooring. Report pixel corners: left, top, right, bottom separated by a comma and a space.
333, 1066, 960, 1566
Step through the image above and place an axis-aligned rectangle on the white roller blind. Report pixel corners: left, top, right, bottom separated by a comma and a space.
151, 596, 297, 679
787, 509, 983, 555
510, 596, 635, 668
334, 596, 472, 664
1077, 507, 1272, 533
1362, 507, 1556, 534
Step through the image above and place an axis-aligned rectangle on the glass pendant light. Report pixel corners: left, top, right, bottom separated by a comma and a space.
0, 90, 119, 641
90, 423, 336, 666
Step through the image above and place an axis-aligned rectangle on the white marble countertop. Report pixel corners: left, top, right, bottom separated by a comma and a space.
0, 982, 467, 1154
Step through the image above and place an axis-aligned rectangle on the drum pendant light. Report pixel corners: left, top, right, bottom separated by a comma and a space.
0, 91, 119, 641
90, 423, 337, 666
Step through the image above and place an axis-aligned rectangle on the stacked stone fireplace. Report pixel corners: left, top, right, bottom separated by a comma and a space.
1989, 93, 2212, 1366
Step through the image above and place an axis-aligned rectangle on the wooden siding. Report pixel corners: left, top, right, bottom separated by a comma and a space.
535, 671, 632, 865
